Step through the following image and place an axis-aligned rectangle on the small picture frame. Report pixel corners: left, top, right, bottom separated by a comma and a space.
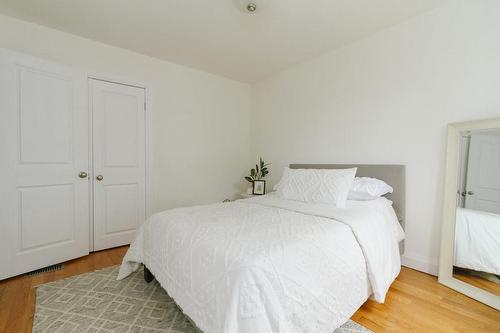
252, 180, 266, 195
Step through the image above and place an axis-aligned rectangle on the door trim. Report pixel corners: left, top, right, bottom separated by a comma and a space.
86, 72, 152, 251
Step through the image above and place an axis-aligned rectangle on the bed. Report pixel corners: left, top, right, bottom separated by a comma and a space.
118, 164, 406, 333
454, 207, 500, 275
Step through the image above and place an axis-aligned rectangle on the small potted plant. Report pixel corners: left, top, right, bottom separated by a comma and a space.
244, 158, 270, 195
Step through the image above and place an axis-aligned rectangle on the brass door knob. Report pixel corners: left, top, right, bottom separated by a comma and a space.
96, 175, 104, 181
78, 171, 88, 179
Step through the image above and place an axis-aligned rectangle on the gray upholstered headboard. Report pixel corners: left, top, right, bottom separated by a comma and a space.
289, 164, 406, 228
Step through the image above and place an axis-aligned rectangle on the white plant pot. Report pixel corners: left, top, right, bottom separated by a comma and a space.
246, 186, 254, 194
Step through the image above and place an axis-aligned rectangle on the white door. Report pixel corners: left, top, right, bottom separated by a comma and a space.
91, 79, 146, 251
465, 134, 500, 214
0, 49, 89, 279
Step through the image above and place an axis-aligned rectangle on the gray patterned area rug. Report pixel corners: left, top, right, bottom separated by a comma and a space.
34, 265, 372, 333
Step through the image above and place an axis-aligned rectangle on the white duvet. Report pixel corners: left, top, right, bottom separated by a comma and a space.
454, 208, 500, 275
118, 194, 404, 333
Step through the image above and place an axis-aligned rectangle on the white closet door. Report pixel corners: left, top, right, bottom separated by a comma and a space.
0, 49, 89, 279
91, 79, 146, 251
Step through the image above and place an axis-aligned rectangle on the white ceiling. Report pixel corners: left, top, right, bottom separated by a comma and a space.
0, 0, 446, 83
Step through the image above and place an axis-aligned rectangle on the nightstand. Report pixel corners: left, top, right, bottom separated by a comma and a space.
240, 191, 272, 199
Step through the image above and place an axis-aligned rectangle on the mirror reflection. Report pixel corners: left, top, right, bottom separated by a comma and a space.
453, 128, 500, 296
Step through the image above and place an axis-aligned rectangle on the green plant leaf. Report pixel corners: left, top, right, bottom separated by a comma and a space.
247, 158, 270, 181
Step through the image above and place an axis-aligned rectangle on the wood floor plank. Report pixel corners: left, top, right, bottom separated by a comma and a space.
0, 246, 498, 332
454, 271, 500, 297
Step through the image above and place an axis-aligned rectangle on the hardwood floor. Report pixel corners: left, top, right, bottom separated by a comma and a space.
353, 268, 500, 332
0, 246, 128, 333
454, 269, 500, 297
0, 247, 498, 333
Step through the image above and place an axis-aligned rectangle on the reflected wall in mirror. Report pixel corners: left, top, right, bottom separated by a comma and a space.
454, 128, 500, 297
439, 118, 500, 310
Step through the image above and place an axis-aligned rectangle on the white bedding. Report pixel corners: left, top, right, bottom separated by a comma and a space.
118, 194, 403, 333
454, 208, 500, 275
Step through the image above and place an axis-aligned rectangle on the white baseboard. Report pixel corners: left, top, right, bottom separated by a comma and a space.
401, 254, 439, 276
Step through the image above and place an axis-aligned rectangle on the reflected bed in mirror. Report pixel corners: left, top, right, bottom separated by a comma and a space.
439, 119, 500, 309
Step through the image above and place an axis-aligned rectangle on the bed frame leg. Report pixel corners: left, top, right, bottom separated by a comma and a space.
144, 266, 154, 283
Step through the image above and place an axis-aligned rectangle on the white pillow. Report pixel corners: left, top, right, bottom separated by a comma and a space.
348, 177, 393, 201
275, 167, 357, 207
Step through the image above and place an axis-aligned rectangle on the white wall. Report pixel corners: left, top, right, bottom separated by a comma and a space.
251, 0, 500, 275
0, 14, 252, 213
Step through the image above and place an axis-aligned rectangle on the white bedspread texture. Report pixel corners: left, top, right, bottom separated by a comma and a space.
118, 195, 402, 333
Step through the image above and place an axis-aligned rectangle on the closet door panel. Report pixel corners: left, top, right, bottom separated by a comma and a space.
91, 79, 145, 251
0, 50, 89, 279
18, 68, 72, 163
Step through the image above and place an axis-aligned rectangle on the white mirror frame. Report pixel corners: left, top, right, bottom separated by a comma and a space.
439, 118, 500, 310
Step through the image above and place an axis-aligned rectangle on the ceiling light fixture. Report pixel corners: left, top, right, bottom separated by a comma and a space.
246, 3, 257, 12
234, 0, 261, 14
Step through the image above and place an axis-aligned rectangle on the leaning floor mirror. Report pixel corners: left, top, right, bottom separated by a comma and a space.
439, 118, 500, 310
